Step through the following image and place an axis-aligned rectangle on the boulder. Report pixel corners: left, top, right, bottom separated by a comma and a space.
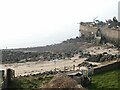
42, 73, 84, 89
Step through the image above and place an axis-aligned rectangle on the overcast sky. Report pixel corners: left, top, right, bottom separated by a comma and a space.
0, 0, 119, 49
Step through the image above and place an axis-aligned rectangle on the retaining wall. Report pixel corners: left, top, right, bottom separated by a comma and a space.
94, 60, 120, 74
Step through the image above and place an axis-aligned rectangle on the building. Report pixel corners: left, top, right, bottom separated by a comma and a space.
118, 1, 120, 22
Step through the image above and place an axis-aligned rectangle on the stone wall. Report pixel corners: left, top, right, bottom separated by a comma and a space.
101, 28, 120, 46
80, 25, 98, 38
80, 24, 120, 46
94, 61, 120, 74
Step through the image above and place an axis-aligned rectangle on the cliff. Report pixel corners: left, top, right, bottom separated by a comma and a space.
80, 22, 120, 46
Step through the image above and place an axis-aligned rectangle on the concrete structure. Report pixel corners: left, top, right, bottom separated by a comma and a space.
2, 68, 15, 89
118, 1, 120, 22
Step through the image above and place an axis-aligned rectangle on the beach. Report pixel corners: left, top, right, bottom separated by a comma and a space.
1, 56, 86, 77
1, 45, 119, 77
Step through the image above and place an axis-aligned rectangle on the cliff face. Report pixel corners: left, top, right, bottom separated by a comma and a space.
80, 24, 98, 38
101, 27, 120, 45
80, 24, 120, 46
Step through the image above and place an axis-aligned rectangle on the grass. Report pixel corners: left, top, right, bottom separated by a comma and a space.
6, 69, 120, 89
86, 69, 120, 89
9, 75, 53, 90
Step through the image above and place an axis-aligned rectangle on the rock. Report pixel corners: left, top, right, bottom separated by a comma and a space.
99, 56, 106, 62
80, 76, 91, 87
103, 52, 108, 55
42, 73, 84, 89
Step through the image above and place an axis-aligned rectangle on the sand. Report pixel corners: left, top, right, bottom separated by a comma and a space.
1, 56, 86, 77
1, 45, 119, 77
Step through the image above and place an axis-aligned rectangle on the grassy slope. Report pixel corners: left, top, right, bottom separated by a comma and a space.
87, 69, 120, 89
10, 75, 53, 90
9, 69, 120, 89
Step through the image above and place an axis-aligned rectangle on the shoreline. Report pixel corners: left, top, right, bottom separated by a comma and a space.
1, 45, 119, 77
1, 57, 86, 77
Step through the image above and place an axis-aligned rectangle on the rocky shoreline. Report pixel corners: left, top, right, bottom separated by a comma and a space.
1, 37, 94, 64
0, 36, 120, 77
1, 43, 119, 77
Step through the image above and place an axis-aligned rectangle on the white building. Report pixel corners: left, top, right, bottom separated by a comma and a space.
118, 1, 120, 22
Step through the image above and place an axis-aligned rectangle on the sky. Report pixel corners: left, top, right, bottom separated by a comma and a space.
0, 0, 119, 49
